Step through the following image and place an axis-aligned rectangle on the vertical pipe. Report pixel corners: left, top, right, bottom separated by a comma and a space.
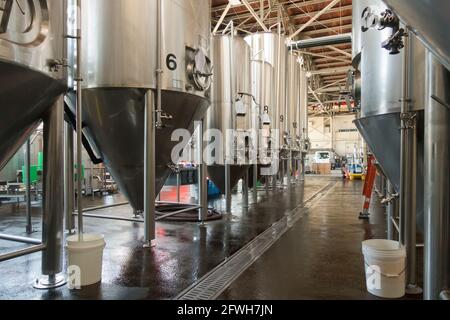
75, 0, 83, 241
144, 90, 156, 247
274, 22, 282, 190
155, 0, 163, 128
199, 120, 208, 222
253, 34, 266, 199
25, 139, 32, 234
301, 67, 308, 182
40, 97, 65, 285
399, 32, 421, 294
225, 22, 235, 213
424, 51, 450, 300
64, 122, 75, 232
387, 181, 395, 241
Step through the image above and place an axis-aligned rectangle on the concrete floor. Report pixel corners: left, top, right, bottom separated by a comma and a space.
218, 179, 423, 300
219, 180, 383, 300
0, 176, 420, 300
0, 177, 330, 300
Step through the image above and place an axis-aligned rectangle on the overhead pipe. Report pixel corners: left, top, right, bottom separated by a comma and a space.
289, 33, 352, 50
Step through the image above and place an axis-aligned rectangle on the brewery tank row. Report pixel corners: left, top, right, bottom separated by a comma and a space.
0, 1, 310, 221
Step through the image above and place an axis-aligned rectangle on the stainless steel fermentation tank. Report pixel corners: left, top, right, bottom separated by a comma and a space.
380, 0, 450, 301
0, 0, 66, 286
71, 0, 212, 212
299, 66, 309, 157
353, 0, 433, 295
286, 51, 304, 177
353, 0, 425, 194
383, 0, 450, 71
206, 35, 253, 193
244, 32, 287, 181
0, 0, 66, 171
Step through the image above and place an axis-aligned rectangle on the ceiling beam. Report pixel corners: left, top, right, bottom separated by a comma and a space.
289, 0, 342, 40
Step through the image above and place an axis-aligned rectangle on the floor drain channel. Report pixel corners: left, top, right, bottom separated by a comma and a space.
175, 181, 337, 300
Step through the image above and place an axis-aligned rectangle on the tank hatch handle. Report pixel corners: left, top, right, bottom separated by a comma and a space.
187, 47, 213, 91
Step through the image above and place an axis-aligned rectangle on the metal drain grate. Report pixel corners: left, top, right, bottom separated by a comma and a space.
175, 181, 337, 300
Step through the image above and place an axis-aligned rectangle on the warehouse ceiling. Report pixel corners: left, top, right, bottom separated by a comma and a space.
211, 0, 354, 116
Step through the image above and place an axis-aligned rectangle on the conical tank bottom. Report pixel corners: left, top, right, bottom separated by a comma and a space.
207, 165, 250, 194
354, 113, 401, 192
0, 60, 66, 170
76, 88, 209, 212
354, 112, 425, 233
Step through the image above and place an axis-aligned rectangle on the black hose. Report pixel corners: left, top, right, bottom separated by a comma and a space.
64, 102, 103, 165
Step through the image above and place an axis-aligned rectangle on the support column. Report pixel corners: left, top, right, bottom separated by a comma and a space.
301, 156, 306, 181
64, 122, 75, 232
144, 90, 156, 248
272, 162, 278, 191
424, 51, 450, 300
34, 97, 66, 289
399, 33, 421, 294
25, 139, 32, 234
199, 120, 208, 222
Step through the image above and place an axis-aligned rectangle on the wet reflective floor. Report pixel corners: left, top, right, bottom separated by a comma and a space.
218, 180, 423, 300
0, 177, 332, 300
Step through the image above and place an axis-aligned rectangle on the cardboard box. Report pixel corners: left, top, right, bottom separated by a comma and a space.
312, 163, 332, 175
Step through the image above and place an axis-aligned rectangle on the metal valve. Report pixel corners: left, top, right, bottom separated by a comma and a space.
47, 58, 70, 72
361, 7, 406, 55
381, 193, 399, 205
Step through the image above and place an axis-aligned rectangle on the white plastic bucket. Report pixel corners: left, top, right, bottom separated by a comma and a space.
66, 234, 106, 287
362, 239, 406, 299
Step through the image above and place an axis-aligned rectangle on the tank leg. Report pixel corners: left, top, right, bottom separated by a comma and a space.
143, 90, 156, 248
64, 122, 75, 233
252, 164, 258, 201
25, 139, 33, 234
243, 170, 249, 209
34, 97, 67, 290
225, 164, 232, 214
199, 119, 209, 222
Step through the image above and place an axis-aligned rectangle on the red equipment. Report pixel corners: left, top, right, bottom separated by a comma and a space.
359, 155, 377, 219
